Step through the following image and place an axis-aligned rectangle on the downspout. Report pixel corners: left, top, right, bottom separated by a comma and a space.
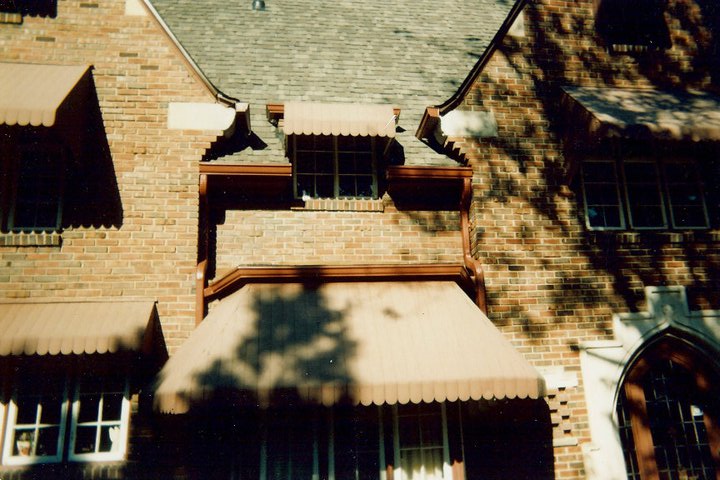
196, 174, 209, 325
460, 177, 487, 313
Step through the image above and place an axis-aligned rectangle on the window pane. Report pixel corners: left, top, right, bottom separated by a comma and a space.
102, 393, 124, 421
624, 161, 665, 228
316, 175, 334, 198
339, 176, 356, 197
629, 204, 665, 228
16, 397, 40, 424
99, 425, 122, 453
314, 135, 333, 151
78, 393, 100, 423
315, 152, 334, 174
338, 152, 356, 174
582, 161, 623, 229
74, 425, 97, 454
297, 175, 315, 198
294, 135, 376, 199
35, 426, 60, 456
664, 161, 708, 229
13, 147, 63, 231
583, 161, 617, 181
624, 161, 658, 181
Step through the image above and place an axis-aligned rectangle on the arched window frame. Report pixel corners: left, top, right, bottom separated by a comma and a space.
618, 336, 720, 480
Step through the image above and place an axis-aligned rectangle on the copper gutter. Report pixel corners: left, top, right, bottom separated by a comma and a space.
460, 177, 487, 313
205, 264, 474, 301
415, 0, 529, 139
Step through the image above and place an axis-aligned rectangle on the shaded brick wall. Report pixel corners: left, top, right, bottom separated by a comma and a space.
213, 205, 463, 274
0, 0, 220, 352
457, 0, 720, 477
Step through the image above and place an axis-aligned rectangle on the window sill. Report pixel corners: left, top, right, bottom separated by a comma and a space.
292, 198, 384, 212
0, 232, 62, 247
587, 230, 720, 245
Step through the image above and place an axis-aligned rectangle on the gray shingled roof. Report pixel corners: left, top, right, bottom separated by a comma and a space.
150, 0, 516, 165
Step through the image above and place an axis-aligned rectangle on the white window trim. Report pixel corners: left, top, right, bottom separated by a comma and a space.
68, 379, 131, 462
292, 135, 378, 200
2, 382, 69, 466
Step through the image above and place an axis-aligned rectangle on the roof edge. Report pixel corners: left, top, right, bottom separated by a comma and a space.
437, 0, 529, 114
141, 0, 241, 106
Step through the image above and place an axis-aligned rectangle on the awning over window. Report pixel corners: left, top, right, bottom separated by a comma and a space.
0, 301, 159, 356
561, 86, 720, 141
0, 62, 91, 127
282, 102, 397, 137
154, 281, 545, 414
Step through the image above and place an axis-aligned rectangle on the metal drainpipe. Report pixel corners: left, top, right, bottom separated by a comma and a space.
460, 177, 488, 313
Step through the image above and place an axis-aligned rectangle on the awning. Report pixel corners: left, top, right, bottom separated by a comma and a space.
561, 86, 720, 141
282, 102, 397, 137
154, 281, 545, 414
0, 62, 91, 127
0, 301, 159, 356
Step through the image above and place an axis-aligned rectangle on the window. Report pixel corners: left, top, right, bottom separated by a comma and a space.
580, 157, 709, 230
292, 135, 378, 199
595, 0, 671, 52
394, 403, 450, 480
2, 375, 130, 465
617, 339, 720, 479
1, 140, 66, 233
251, 403, 453, 480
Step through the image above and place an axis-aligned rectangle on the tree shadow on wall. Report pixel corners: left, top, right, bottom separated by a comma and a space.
460, 0, 720, 341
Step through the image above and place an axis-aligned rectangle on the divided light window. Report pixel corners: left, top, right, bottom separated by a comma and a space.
580, 157, 709, 231
2, 375, 131, 465
1, 142, 66, 233
252, 403, 452, 480
292, 135, 378, 199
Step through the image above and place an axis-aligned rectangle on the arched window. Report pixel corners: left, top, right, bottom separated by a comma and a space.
616, 336, 720, 479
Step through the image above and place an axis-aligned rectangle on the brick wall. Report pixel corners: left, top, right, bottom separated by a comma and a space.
457, 0, 720, 477
213, 203, 463, 274
0, 0, 220, 351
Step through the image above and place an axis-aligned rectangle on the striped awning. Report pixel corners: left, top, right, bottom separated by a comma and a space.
0, 62, 91, 127
0, 301, 159, 356
283, 102, 397, 137
154, 281, 545, 414
561, 86, 720, 141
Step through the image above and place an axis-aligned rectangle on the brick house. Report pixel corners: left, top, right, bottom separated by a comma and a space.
1, 0, 720, 479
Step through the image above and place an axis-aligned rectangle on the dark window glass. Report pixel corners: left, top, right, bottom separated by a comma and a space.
12, 147, 63, 231
664, 161, 708, 229
581, 160, 624, 229
623, 161, 666, 229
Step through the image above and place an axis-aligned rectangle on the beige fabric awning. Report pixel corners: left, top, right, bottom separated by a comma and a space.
0, 62, 91, 127
283, 102, 397, 137
154, 281, 545, 414
0, 301, 159, 356
561, 86, 720, 141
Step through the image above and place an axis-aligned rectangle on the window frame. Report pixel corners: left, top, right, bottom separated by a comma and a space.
581, 156, 709, 232
1, 374, 131, 466
662, 158, 711, 230
393, 403, 452, 480
617, 339, 720, 479
621, 157, 668, 230
291, 134, 379, 200
580, 158, 627, 231
255, 403, 455, 480
6, 142, 66, 233
2, 378, 69, 466
68, 377, 131, 463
